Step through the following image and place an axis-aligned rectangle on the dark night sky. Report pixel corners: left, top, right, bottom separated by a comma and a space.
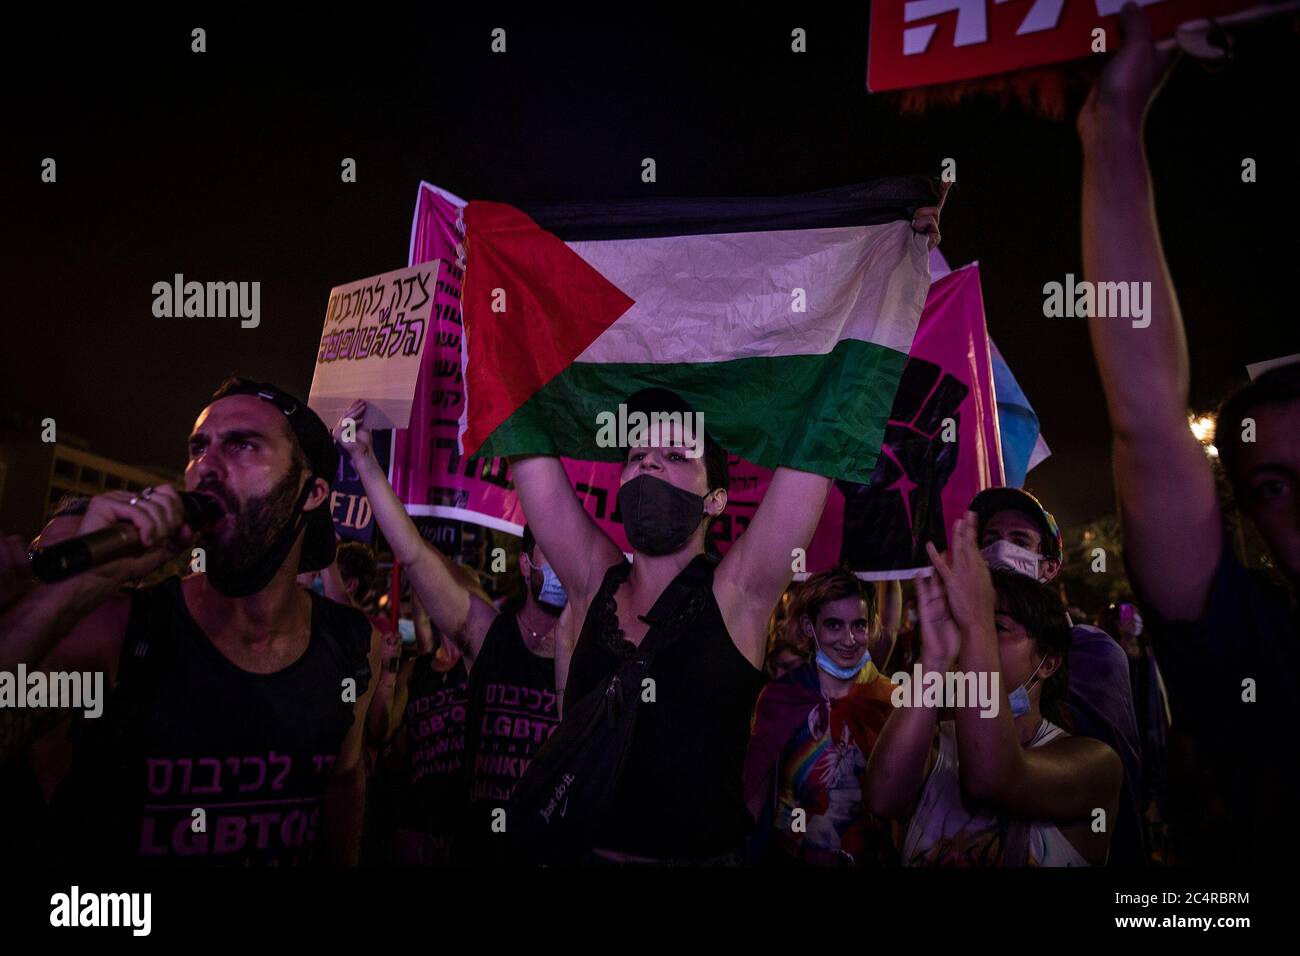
4, 12, 1297, 532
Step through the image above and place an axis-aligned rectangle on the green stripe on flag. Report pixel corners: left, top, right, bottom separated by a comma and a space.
475, 338, 907, 483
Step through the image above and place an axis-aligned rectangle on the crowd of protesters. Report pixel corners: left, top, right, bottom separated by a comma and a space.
0, 5, 1294, 867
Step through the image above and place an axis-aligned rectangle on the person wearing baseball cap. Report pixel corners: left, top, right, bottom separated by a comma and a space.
969, 488, 1063, 583
969, 485, 1146, 867
29, 377, 382, 866
197, 377, 344, 593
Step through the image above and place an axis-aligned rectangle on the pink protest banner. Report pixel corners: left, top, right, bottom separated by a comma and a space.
390, 183, 1001, 578
389, 183, 474, 518
836, 262, 1004, 577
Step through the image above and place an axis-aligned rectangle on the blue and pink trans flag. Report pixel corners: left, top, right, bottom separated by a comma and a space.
991, 339, 1051, 488
932, 248, 1050, 491
388, 183, 1044, 578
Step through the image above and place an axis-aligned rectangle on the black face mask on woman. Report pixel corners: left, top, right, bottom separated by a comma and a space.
617, 474, 709, 556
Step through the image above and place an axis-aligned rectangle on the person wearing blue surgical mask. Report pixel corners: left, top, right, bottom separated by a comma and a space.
744, 569, 898, 867
969, 486, 1146, 867
993, 575, 1065, 724
866, 517, 1122, 867
521, 547, 567, 615
330, 398, 572, 864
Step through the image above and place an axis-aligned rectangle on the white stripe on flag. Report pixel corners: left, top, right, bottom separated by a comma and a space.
569, 220, 929, 365
1027, 433, 1051, 473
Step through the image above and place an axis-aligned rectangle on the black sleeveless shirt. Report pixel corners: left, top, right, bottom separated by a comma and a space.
397, 655, 468, 834
566, 555, 765, 859
58, 576, 372, 866
459, 611, 561, 858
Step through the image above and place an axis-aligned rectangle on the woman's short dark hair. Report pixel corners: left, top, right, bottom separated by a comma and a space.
991, 569, 1072, 729
791, 567, 878, 630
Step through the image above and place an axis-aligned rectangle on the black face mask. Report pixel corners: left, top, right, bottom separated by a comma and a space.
617, 474, 708, 556
204, 480, 314, 598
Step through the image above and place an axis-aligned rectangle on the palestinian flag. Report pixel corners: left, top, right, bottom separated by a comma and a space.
459, 179, 938, 483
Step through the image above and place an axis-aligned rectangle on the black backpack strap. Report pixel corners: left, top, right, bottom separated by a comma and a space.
115, 580, 178, 691
109, 581, 185, 755
506, 651, 651, 864
506, 554, 720, 864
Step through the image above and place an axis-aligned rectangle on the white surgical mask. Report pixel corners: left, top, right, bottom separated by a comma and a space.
981, 540, 1042, 581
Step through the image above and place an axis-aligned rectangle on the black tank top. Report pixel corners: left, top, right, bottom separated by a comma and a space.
459, 611, 560, 857
397, 655, 468, 834
566, 555, 765, 859
58, 576, 372, 866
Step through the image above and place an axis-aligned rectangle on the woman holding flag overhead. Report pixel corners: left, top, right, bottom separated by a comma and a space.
509, 391, 829, 864
502, 201, 945, 865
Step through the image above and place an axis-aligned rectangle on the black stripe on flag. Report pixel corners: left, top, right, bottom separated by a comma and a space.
519, 176, 941, 242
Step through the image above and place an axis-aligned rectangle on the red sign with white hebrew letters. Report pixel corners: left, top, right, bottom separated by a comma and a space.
867, 0, 1257, 92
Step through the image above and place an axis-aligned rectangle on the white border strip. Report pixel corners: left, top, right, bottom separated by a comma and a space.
785, 567, 937, 583
408, 181, 468, 267
402, 505, 523, 537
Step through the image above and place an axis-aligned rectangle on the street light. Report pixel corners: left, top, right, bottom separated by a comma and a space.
1188, 412, 1218, 458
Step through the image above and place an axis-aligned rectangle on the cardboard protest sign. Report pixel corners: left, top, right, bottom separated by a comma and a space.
308, 261, 439, 431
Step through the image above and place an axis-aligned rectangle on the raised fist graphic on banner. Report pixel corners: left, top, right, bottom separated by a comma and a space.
837, 357, 969, 570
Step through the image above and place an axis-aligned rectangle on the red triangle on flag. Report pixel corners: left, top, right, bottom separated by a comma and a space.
462, 201, 635, 457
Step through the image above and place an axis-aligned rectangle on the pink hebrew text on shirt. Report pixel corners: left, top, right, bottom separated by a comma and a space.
135, 751, 337, 864
470, 681, 560, 804
406, 685, 467, 785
